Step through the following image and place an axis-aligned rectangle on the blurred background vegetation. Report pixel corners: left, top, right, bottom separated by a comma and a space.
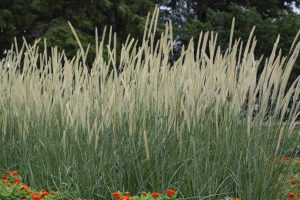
0, 0, 300, 77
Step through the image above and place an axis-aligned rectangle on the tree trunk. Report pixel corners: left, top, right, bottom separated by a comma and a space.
169, 0, 177, 9
108, 9, 116, 31
194, 0, 209, 22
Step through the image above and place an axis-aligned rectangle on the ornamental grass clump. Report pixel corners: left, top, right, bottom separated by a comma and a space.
0, 7, 300, 199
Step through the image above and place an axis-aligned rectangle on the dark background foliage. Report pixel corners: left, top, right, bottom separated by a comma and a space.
0, 0, 300, 77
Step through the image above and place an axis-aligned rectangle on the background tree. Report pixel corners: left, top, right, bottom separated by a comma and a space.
160, 0, 300, 80
0, 0, 300, 79
0, 0, 162, 59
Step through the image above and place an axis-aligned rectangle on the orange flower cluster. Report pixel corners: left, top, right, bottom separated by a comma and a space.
112, 189, 177, 200
278, 157, 300, 200
0, 170, 86, 200
1, 170, 54, 200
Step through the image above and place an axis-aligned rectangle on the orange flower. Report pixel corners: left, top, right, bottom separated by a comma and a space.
125, 191, 130, 196
119, 196, 130, 200
6, 181, 11, 186
5, 170, 11, 174
41, 190, 49, 196
112, 192, 121, 198
141, 191, 147, 195
31, 195, 41, 200
11, 171, 17, 176
291, 180, 297, 185
21, 184, 29, 190
281, 156, 290, 161
2, 175, 7, 180
288, 193, 295, 199
233, 198, 241, 200
151, 192, 160, 198
166, 189, 176, 197
14, 178, 22, 184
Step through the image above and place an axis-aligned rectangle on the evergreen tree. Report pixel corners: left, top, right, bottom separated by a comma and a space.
160, 0, 300, 70
1, 0, 300, 80
0, 0, 161, 58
